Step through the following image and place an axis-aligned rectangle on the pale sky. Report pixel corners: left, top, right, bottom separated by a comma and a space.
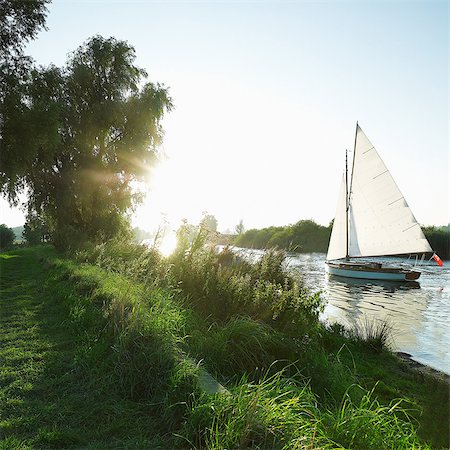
1, 0, 448, 233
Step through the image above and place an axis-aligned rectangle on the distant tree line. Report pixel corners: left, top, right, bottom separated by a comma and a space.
233, 220, 331, 253
423, 226, 450, 260
232, 221, 450, 259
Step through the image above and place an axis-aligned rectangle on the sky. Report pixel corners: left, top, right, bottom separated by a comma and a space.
1, 0, 448, 234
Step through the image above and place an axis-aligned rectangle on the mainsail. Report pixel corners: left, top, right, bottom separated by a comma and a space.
327, 125, 432, 261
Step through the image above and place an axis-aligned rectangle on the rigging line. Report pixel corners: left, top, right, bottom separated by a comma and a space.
373, 169, 388, 179
402, 223, 419, 233
345, 149, 349, 260
362, 146, 375, 155
388, 197, 404, 206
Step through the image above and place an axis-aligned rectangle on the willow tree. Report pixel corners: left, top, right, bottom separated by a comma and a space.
1, 0, 52, 200
0, 0, 50, 94
0, 36, 172, 247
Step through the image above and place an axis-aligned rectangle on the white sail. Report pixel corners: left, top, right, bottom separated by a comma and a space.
326, 174, 348, 261
347, 125, 432, 257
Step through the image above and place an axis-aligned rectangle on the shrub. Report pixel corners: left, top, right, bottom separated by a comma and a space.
170, 233, 324, 330
0, 224, 15, 250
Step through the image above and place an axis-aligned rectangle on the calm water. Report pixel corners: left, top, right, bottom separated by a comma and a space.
234, 248, 450, 374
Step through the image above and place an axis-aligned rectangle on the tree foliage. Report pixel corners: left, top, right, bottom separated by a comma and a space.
422, 226, 449, 260
200, 213, 218, 232
0, 0, 50, 104
234, 220, 331, 253
235, 219, 244, 235
0, 224, 15, 249
23, 212, 48, 245
0, 0, 50, 57
1, 35, 173, 248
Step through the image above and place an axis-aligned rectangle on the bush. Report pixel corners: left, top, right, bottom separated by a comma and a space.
0, 224, 15, 250
170, 236, 323, 330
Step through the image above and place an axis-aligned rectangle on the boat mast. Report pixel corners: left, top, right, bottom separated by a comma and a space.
349, 121, 358, 203
345, 149, 349, 261
346, 121, 358, 261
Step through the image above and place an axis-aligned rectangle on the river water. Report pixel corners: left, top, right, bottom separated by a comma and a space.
232, 248, 450, 375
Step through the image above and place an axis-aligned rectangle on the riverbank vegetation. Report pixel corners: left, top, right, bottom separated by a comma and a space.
1, 243, 448, 449
234, 219, 331, 253
0, 224, 15, 250
423, 226, 450, 260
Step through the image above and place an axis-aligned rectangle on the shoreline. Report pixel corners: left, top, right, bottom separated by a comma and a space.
395, 351, 450, 383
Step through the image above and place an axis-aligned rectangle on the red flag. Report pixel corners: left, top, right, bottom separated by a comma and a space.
432, 254, 444, 267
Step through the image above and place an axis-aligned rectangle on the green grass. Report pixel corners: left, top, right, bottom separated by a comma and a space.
0, 247, 180, 448
0, 244, 448, 449
181, 370, 427, 449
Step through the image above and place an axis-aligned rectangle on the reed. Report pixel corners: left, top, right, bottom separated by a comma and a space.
349, 317, 393, 352
180, 370, 428, 449
322, 384, 428, 449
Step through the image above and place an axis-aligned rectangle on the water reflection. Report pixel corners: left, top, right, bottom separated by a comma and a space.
327, 274, 420, 291
322, 274, 427, 351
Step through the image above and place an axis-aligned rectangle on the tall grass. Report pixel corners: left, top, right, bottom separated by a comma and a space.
180, 370, 428, 450
49, 257, 193, 404
169, 231, 324, 333
180, 370, 324, 449
348, 317, 393, 352
190, 317, 295, 379
323, 384, 426, 449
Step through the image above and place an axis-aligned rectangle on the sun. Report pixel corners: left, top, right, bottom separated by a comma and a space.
157, 231, 178, 257
133, 152, 213, 235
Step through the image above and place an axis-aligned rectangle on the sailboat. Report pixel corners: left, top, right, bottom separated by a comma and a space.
326, 123, 435, 281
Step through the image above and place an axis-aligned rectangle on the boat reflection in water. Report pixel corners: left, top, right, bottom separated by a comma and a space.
322, 274, 422, 332
321, 272, 450, 376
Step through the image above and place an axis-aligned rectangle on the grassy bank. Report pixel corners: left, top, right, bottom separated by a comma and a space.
1, 244, 448, 448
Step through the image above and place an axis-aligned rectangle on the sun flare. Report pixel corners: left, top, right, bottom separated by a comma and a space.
133, 152, 217, 233
157, 231, 178, 257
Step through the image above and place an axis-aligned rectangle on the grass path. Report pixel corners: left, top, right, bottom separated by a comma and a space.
0, 248, 168, 449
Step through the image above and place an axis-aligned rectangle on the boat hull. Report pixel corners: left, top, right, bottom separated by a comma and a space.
326, 261, 421, 281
